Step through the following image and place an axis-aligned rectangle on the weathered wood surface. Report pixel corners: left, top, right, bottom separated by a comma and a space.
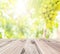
0, 39, 60, 54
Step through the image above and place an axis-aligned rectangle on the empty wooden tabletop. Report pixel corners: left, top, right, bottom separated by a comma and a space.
0, 39, 60, 54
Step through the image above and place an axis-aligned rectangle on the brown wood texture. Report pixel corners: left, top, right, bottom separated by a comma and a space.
0, 39, 60, 54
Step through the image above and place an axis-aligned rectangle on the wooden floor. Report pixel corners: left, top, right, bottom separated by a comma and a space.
0, 39, 60, 54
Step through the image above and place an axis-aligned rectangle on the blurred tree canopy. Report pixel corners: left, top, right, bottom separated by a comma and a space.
0, 0, 60, 39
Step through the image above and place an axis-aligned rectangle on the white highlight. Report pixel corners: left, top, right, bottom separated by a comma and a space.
13, 0, 28, 18
56, 11, 60, 21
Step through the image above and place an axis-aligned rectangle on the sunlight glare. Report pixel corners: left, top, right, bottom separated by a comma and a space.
56, 11, 60, 21
13, 0, 28, 18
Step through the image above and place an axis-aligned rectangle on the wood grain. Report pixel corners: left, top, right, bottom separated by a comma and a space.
0, 39, 60, 54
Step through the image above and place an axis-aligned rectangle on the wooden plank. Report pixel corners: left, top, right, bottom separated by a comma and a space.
0, 39, 11, 43
35, 39, 60, 54
24, 39, 39, 54
43, 39, 60, 52
0, 39, 60, 54
0, 40, 25, 54
0, 40, 17, 52
0, 39, 14, 47
12, 40, 26, 54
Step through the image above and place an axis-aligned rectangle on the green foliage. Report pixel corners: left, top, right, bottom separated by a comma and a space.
0, 33, 2, 38
0, 0, 60, 39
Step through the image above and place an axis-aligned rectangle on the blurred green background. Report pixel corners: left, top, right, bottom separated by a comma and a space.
0, 0, 60, 39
